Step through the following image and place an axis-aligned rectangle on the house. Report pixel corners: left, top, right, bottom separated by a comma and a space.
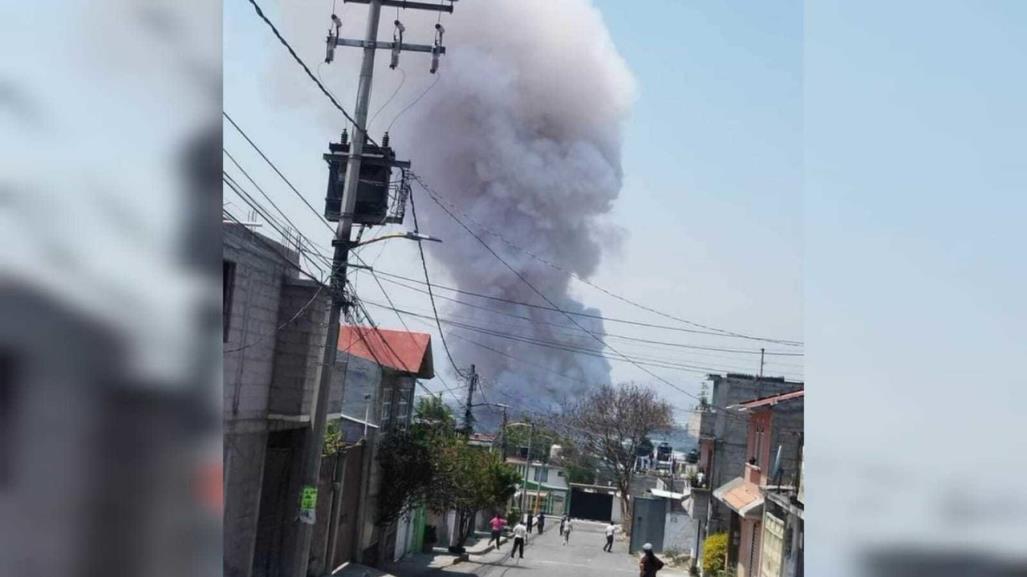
323, 325, 435, 568
223, 223, 434, 575
506, 458, 571, 517
223, 223, 333, 577
687, 372, 804, 565
712, 389, 804, 577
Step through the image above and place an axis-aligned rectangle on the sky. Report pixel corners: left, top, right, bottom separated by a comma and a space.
222, 0, 805, 421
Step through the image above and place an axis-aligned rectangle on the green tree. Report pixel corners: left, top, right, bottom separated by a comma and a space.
427, 439, 520, 549
376, 429, 434, 525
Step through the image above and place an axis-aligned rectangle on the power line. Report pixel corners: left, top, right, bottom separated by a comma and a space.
223, 112, 335, 235
360, 298, 803, 378
368, 274, 804, 360
420, 184, 803, 347
369, 268, 804, 349
243, 0, 378, 147
409, 176, 724, 408
409, 183, 467, 379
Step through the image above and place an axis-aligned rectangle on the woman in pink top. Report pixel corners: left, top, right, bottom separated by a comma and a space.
488, 513, 507, 549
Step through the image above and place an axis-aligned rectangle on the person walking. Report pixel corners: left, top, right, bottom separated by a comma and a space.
510, 520, 528, 559
488, 513, 507, 550
526, 511, 534, 533
603, 521, 618, 552
536, 512, 545, 534
639, 543, 664, 577
562, 518, 573, 546
559, 515, 567, 537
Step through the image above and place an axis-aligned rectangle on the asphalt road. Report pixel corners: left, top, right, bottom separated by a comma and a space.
434, 520, 684, 577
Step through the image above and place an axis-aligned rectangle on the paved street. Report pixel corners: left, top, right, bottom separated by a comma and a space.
383, 520, 687, 577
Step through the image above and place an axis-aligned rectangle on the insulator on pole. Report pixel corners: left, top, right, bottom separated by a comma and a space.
325, 14, 342, 63
391, 20, 405, 69
430, 23, 445, 74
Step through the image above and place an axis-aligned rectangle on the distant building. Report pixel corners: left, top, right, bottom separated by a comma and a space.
506, 458, 571, 516
686, 373, 803, 574
713, 388, 804, 577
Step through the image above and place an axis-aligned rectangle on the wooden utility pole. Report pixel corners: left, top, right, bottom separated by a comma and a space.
464, 364, 478, 434
291, 1, 452, 574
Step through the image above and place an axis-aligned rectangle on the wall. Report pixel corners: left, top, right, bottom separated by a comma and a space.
223, 224, 333, 577
705, 375, 802, 533
663, 501, 699, 559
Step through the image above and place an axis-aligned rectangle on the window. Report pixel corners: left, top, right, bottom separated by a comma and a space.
223, 260, 237, 342
533, 466, 549, 483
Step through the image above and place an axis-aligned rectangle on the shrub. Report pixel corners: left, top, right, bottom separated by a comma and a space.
701, 532, 728, 575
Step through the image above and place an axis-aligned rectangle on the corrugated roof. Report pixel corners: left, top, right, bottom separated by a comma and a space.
338, 326, 434, 378
730, 388, 805, 411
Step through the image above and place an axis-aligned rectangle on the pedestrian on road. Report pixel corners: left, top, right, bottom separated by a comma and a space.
488, 513, 507, 550
603, 521, 618, 552
526, 511, 534, 533
510, 521, 528, 559
536, 512, 545, 534
559, 516, 567, 537
639, 543, 664, 577
562, 518, 573, 546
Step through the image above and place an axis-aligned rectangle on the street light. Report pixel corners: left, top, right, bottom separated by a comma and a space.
353, 231, 442, 248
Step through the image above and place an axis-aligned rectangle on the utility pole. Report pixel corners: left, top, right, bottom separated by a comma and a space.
759, 347, 765, 378
291, 1, 452, 575
500, 406, 508, 458
464, 364, 478, 434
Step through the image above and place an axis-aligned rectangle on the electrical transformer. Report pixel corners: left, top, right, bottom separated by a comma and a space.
323, 132, 398, 225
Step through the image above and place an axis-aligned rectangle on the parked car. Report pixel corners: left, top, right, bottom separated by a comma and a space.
686, 449, 699, 464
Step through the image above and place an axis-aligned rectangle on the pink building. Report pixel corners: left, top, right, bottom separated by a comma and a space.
713, 389, 803, 577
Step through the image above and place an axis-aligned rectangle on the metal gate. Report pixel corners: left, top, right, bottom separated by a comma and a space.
629, 497, 666, 554
569, 489, 613, 522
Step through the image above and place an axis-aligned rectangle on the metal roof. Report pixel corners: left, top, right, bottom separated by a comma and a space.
338, 326, 434, 378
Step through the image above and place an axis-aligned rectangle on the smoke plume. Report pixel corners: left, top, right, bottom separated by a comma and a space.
281, 0, 635, 413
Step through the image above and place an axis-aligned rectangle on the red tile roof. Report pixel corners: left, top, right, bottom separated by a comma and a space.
338, 326, 434, 378
732, 388, 805, 411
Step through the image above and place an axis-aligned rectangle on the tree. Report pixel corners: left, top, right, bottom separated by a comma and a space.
376, 429, 434, 525
568, 383, 673, 534
427, 439, 520, 550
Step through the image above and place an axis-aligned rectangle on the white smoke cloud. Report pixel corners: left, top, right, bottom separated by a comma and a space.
278, 0, 635, 411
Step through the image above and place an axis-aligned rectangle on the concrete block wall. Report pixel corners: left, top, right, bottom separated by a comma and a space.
224, 225, 293, 422
268, 280, 330, 417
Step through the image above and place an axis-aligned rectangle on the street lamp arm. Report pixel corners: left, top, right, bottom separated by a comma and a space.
353, 231, 442, 248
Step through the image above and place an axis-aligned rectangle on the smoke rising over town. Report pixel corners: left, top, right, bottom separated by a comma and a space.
280, 0, 635, 411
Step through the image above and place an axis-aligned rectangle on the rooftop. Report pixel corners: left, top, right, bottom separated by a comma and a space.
729, 388, 805, 411
338, 326, 434, 378
708, 372, 804, 386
